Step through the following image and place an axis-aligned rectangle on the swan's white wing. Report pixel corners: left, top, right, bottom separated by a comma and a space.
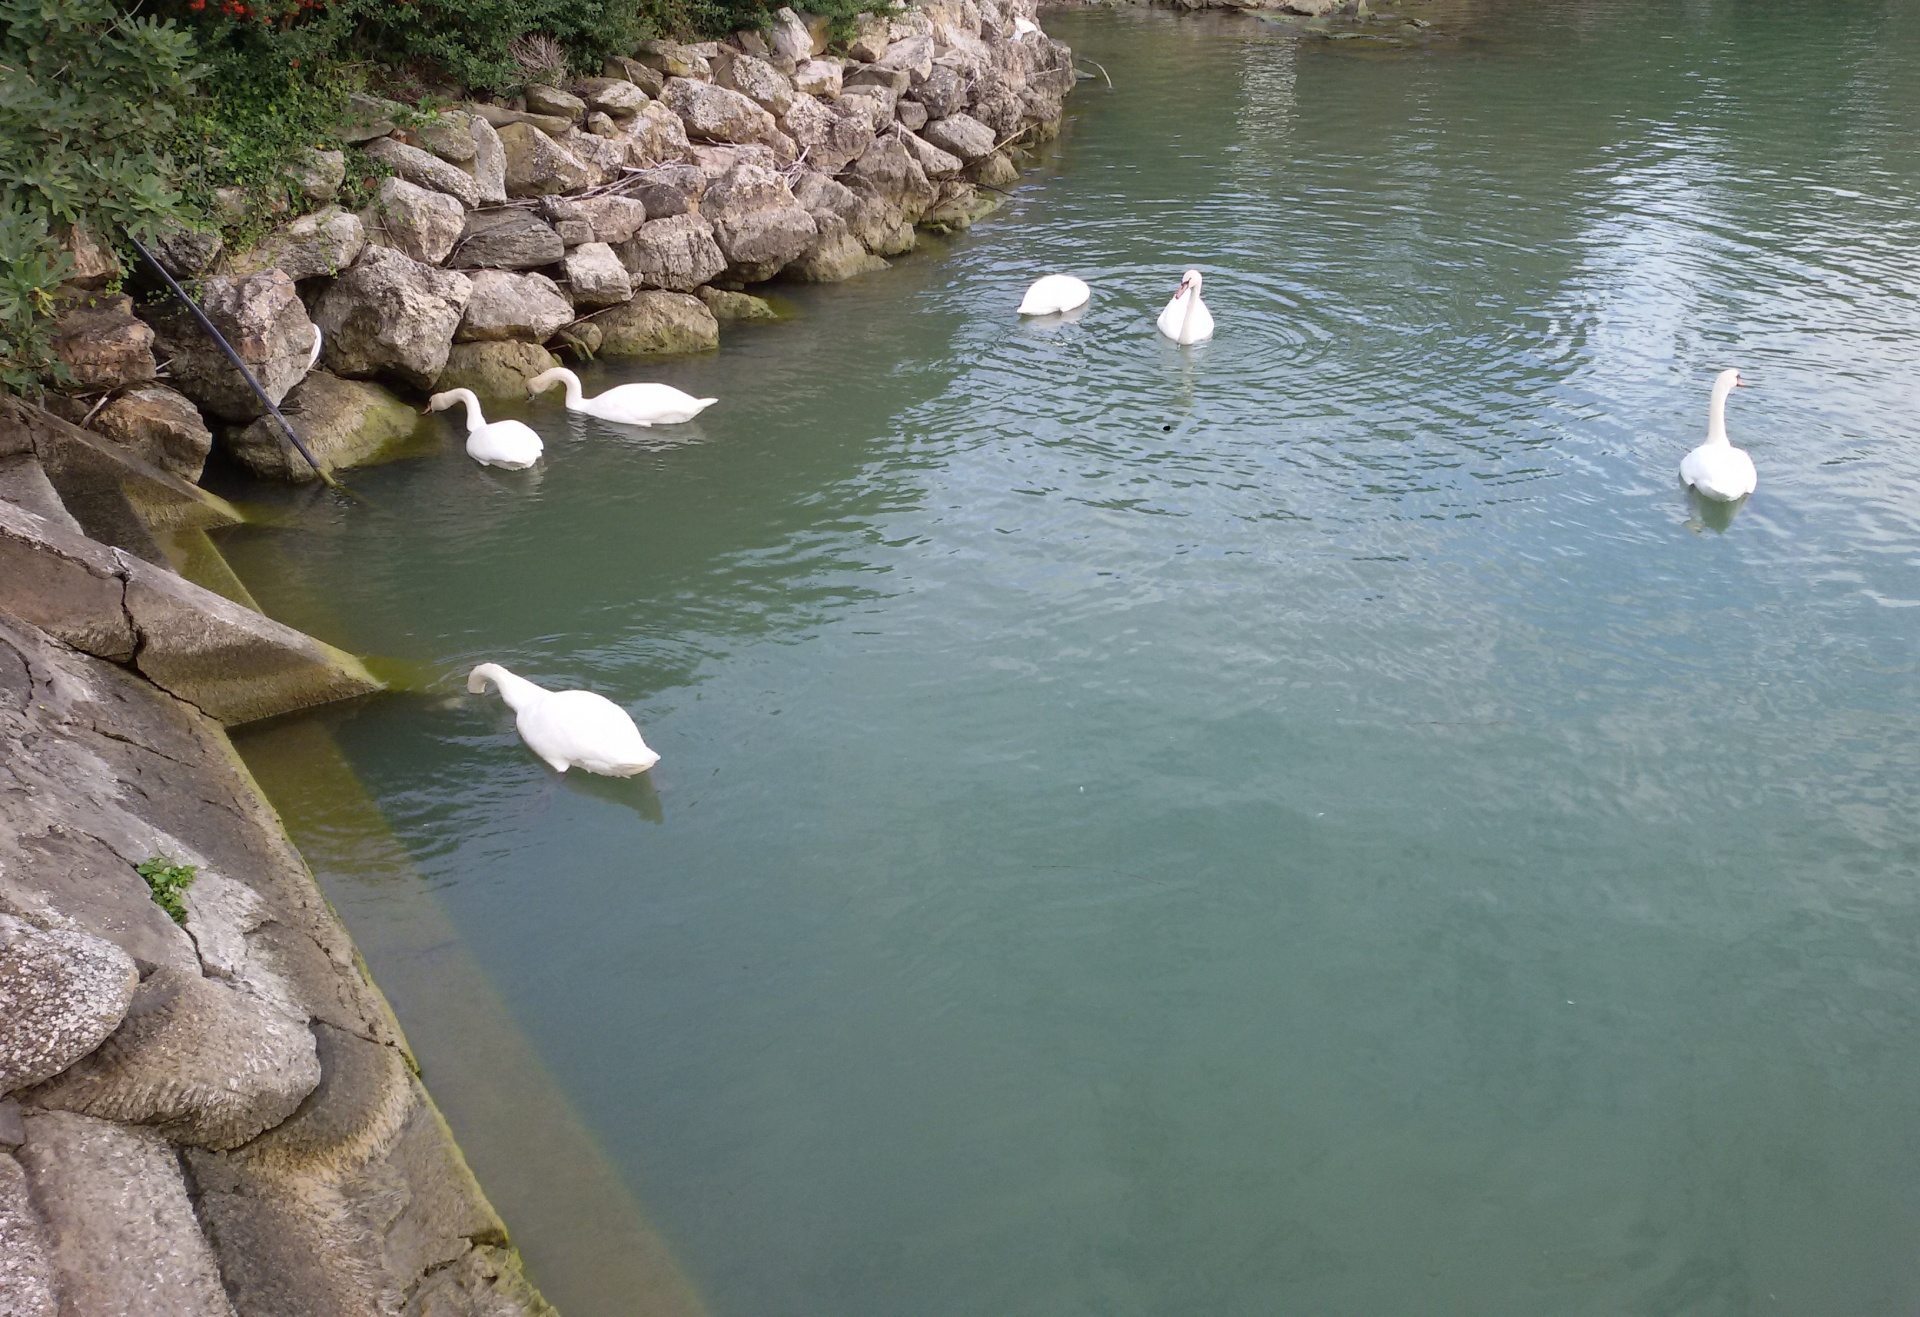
1019, 275, 1090, 315
589, 382, 719, 425
521, 690, 659, 776
1680, 444, 1756, 501
467, 420, 544, 469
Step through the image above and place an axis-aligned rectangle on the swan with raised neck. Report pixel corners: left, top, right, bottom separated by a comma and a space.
1679, 368, 1757, 502
526, 367, 718, 427
1156, 269, 1214, 345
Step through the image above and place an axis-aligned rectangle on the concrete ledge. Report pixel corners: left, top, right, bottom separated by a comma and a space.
0, 499, 379, 725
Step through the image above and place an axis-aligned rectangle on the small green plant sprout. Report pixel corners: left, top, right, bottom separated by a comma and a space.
136, 856, 199, 925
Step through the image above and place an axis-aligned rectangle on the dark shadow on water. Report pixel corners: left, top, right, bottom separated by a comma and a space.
1683, 485, 1747, 534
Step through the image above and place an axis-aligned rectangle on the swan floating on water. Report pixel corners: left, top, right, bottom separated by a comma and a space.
1679, 368, 1757, 502
1017, 274, 1090, 316
467, 663, 661, 776
526, 367, 718, 427
427, 389, 544, 469
1156, 269, 1214, 345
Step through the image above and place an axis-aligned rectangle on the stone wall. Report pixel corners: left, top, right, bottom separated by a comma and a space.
48, 0, 1078, 483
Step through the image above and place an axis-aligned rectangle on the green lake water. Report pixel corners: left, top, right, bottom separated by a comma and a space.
224, 1, 1920, 1310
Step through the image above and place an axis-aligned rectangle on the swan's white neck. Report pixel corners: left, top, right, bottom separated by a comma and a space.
468, 663, 546, 712
1706, 380, 1735, 446
550, 369, 585, 408
442, 389, 485, 434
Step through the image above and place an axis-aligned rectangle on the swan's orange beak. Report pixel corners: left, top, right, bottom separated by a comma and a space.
1735, 380, 1750, 387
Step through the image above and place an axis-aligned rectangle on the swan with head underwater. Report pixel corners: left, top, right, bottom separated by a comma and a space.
427, 389, 544, 469
527, 367, 718, 427
1679, 368, 1757, 502
468, 664, 660, 776
1156, 269, 1214, 345
1018, 274, 1090, 317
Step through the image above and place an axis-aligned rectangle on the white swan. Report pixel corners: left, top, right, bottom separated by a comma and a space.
1018, 274, 1090, 316
305, 325, 324, 372
1156, 269, 1214, 345
526, 367, 718, 427
427, 389, 544, 469
467, 663, 660, 776
1679, 368, 1757, 502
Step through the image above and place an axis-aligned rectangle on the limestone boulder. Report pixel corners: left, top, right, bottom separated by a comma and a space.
769, 7, 816, 63
563, 243, 634, 309
838, 84, 899, 131
901, 129, 964, 178
897, 99, 929, 132
456, 270, 574, 343
451, 208, 565, 270
15, 1112, 235, 1314
792, 170, 860, 223
785, 214, 890, 282
575, 195, 648, 245
603, 55, 667, 97
58, 224, 118, 289
622, 100, 696, 167
468, 102, 573, 136
792, 58, 843, 97
563, 126, 625, 186
524, 84, 586, 121
971, 83, 1028, 139
877, 34, 937, 82
697, 286, 778, 322
845, 62, 910, 95
402, 110, 477, 164
150, 271, 315, 422
969, 148, 1021, 188
662, 77, 776, 145
0, 916, 137, 1095
908, 64, 969, 119
314, 247, 472, 389
339, 91, 404, 143
226, 372, 421, 482
292, 147, 346, 204
636, 39, 712, 82
923, 112, 998, 162
845, 134, 937, 222
362, 135, 481, 209
359, 177, 465, 265
223, 206, 366, 282
625, 165, 700, 218
842, 179, 918, 255
575, 77, 650, 115
0, 1149, 56, 1317
702, 163, 818, 283
920, 179, 994, 232
849, 11, 892, 61
27, 965, 319, 1150
779, 95, 875, 174
470, 115, 509, 205
434, 341, 560, 401
148, 223, 224, 278
596, 292, 719, 356
91, 386, 213, 482
717, 53, 794, 115
617, 213, 727, 291
51, 295, 155, 392
497, 121, 592, 196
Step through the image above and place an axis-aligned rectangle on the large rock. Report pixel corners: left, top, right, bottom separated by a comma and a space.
314, 247, 472, 390
779, 95, 874, 174
470, 115, 509, 205
361, 135, 481, 209
575, 77, 650, 115
786, 214, 889, 282
359, 177, 465, 265
968, 148, 1021, 188
434, 341, 559, 402
908, 63, 968, 119
0, 1150, 57, 1317
402, 110, 478, 164
149, 271, 315, 423
596, 292, 719, 356
876, 34, 936, 81
27, 965, 319, 1149
897, 98, 929, 132
922, 112, 998, 162
563, 242, 634, 309
223, 206, 366, 282
563, 125, 625, 185
575, 195, 648, 245
792, 58, 842, 97
0, 916, 137, 1095
697, 286, 777, 322
661, 77, 776, 145
14, 1111, 236, 1314
622, 100, 696, 167
769, 6, 816, 63
842, 178, 918, 255
845, 134, 937, 223
716, 53, 794, 115
848, 11, 892, 61
497, 121, 592, 196
50, 294, 155, 392
624, 165, 700, 219
635, 39, 713, 82
524, 84, 586, 122
291, 147, 346, 204
900, 129, 964, 178
603, 55, 667, 97
456, 270, 574, 343
451, 208, 565, 270
617, 213, 727, 291
702, 163, 818, 283
226, 372, 422, 482
91, 386, 213, 483
148, 223, 224, 278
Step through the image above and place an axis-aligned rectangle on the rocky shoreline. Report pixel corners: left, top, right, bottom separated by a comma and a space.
46, 0, 1077, 485
2, 2, 1078, 1312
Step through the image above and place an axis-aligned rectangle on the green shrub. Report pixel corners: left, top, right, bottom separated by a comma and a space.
0, 0, 203, 390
